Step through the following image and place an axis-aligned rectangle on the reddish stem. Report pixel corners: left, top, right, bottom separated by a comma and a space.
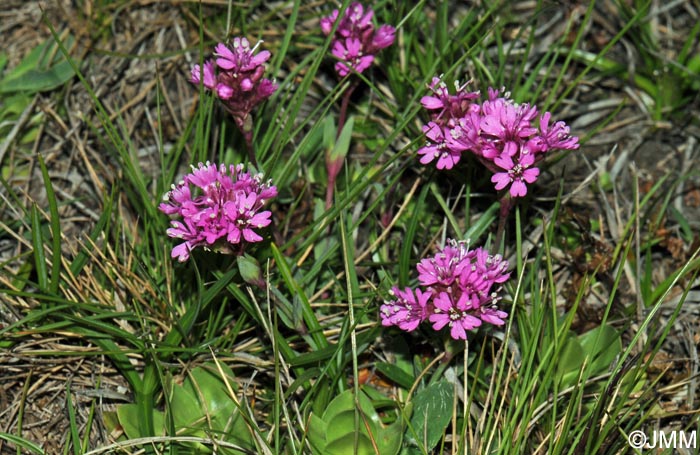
235, 114, 258, 169
494, 195, 513, 253
325, 82, 358, 209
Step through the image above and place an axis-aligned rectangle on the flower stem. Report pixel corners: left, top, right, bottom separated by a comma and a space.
236, 114, 258, 169
326, 82, 358, 209
494, 195, 513, 252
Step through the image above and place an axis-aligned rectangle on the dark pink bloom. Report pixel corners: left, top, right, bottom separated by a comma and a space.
159, 162, 277, 261
429, 292, 482, 340
420, 77, 479, 128
321, 2, 395, 76
383, 240, 509, 340
416, 241, 464, 287
478, 306, 509, 326
479, 97, 539, 158
190, 38, 277, 130
191, 61, 217, 90
416, 122, 461, 170
372, 25, 396, 49
332, 38, 375, 76
416, 81, 578, 198
491, 152, 540, 197
380, 287, 432, 331
538, 112, 580, 151
214, 39, 271, 73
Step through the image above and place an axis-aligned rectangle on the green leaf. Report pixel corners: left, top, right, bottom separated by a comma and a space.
0, 432, 44, 455
307, 413, 329, 453
309, 389, 403, 455
406, 381, 453, 452
237, 253, 264, 287
579, 324, 621, 376
116, 404, 164, 439
0, 60, 76, 93
327, 116, 354, 165
30, 204, 47, 291
375, 362, 415, 390
169, 381, 202, 430
184, 364, 238, 428
555, 334, 585, 387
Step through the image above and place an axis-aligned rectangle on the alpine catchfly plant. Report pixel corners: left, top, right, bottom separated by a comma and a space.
320, 2, 396, 77
380, 240, 510, 340
416, 78, 580, 247
417, 81, 580, 196
159, 162, 277, 262
190, 37, 277, 166
319, 2, 396, 209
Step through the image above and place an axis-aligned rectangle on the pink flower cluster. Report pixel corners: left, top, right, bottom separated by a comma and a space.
321, 2, 395, 76
190, 37, 277, 125
159, 162, 277, 262
417, 78, 579, 197
380, 240, 510, 340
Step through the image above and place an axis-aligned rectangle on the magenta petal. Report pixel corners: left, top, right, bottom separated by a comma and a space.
503, 141, 518, 157
242, 228, 263, 243
494, 154, 514, 170
215, 56, 235, 70
171, 243, 191, 262
462, 314, 482, 330
251, 50, 271, 65
356, 55, 374, 73
510, 180, 527, 197
421, 96, 444, 109
481, 116, 505, 137
216, 84, 233, 99
491, 172, 511, 190
429, 314, 450, 331
522, 167, 540, 183
520, 152, 535, 166
450, 323, 466, 340
249, 211, 272, 228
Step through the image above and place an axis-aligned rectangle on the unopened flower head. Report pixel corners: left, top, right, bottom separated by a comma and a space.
417, 79, 579, 197
381, 240, 510, 340
159, 162, 277, 262
190, 37, 277, 125
321, 2, 395, 76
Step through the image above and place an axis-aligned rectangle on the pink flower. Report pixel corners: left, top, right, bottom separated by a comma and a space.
214, 38, 271, 73
415, 81, 579, 199
332, 38, 375, 76
322, 2, 395, 76
380, 287, 432, 331
159, 162, 277, 261
416, 122, 461, 170
191, 61, 217, 90
478, 306, 509, 325
538, 112, 580, 151
383, 240, 509, 340
491, 151, 540, 197
372, 25, 396, 49
479, 97, 538, 158
420, 77, 479, 128
190, 38, 277, 127
416, 242, 466, 287
429, 292, 482, 340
